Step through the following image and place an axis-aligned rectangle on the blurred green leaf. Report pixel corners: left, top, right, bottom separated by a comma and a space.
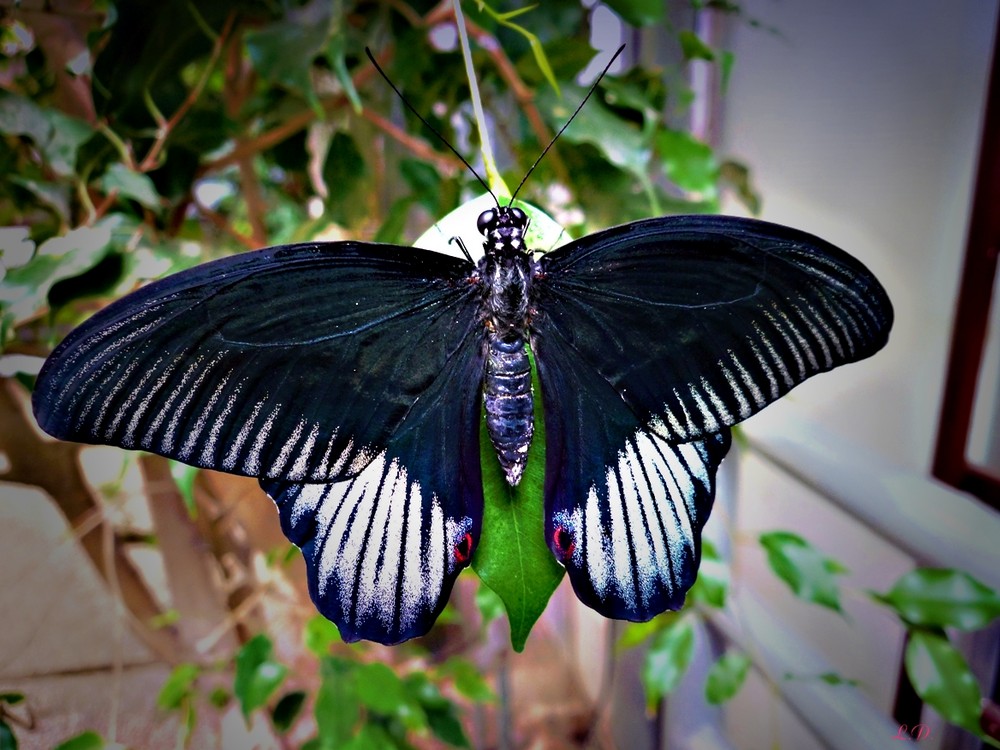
0, 92, 94, 176
0, 720, 14, 750
783, 671, 861, 687
168, 461, 199, 517
873, 568, 1000, 631
99, 163, 161, 209
705, 651, 751, 704
604, 0, 665, 26
316, 657, 359, 747
342, 725, 396, 750
905, 629, 982, 734
678, 30, 715, 61
0, 217, 118, 326
656, 128, 719, 195
442, 657, 496, 703
719, 160, 761, 214
304, 614, 340, 657
52, 732, 103, 750
234, 634, 288, 720
688, 538, 727, 608
473, 579, 505, 628
244, 0, 331, 112
641, 617, 695, 709
272, 690, 307, 733
158, 663, 200, 710
353, 662, 425, 730
405, 672, 470, 747
618, 612, 679, 650
0, 694, 23, 706
759, 531, 845, 612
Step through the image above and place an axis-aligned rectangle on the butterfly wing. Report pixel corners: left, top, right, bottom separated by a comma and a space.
532, 214, 893, 443
532, 324, 731, 619
261, 324, 485, 644
35, 240, 488, 645
33, 241, 482, 483
529, 214, 891, 619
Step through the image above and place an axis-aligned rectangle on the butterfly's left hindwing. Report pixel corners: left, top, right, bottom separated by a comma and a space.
262, 329, 485, 645
532, 321, 731, 620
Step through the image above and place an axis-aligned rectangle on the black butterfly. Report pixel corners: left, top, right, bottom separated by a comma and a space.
32, 199, 892, 644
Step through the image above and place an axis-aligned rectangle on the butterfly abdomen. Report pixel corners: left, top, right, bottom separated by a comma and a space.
484, 334, 533, 485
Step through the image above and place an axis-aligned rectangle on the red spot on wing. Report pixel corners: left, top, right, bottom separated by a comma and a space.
553, 525, 575, 559
454, 532, 474, 563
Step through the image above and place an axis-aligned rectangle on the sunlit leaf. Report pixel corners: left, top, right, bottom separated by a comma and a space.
618, 612, 679, 650
705, 651, 751, 704
873, 568, 1000, 631
759, 531, 845, 612
353, 663, 426, 731
234, 634, 287, 720
641, 617, 695, 709
905, 629, 982, 734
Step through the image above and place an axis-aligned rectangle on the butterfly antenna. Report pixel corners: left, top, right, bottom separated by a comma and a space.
509, 44, 627, 205
365, 48, 499, 206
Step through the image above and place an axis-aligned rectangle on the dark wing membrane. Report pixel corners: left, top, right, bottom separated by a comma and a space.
532, 215, 893, 443
261, 331, 485, 645
532, 325, 731, 620
33, 242, 482, 482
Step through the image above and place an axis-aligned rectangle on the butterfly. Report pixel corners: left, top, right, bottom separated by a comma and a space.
32, 195, 893, 644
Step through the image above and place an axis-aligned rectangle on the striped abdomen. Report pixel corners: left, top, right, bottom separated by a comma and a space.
484, 334, 533, 485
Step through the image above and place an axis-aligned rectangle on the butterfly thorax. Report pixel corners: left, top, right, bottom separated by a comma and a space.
477, 206, 536, 486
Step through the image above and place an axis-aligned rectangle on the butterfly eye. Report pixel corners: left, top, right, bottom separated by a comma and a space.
510, 207, 527, 226
454, 532, 474, 563
552, 525, 575, 559
477, 209, 496, 236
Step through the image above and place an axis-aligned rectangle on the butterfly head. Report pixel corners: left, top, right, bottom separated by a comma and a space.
477, 205, 529, 255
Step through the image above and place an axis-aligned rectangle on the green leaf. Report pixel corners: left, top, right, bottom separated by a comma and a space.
905, 629, 982, 734
168, 461, 199, 517
655, 128, 719, 195
618, 612, 679, 650
342, 725, 396, 750
98, 163, 161, 209
758, 531, 845, 612
234, 634, 288, 720
783, 671, 861, 687
405, 673, 470, 747
0, 720, 15, 750
244, 0, 332, 112
473, 580, 505, 628
157, 663, 200, 710
0, 694, 24, 706
472, 351, 564, 652
705, 651, 751, 704
304, 614, 340, 657
0, 219, 117, 325
678, 30, 715, 61
52, 731, 103, 750
272, 691, 307, 733
719, 160, 761, 214
603, 0, 665, 26
873, 568, 1000, 631
688, 539, 728, 608
316, 657, 359, 747
353, 662, 426, 731
441, 658, 496, 703
0, 92, 94, 176
641, 617, 696, 709
540, 85, 651, 185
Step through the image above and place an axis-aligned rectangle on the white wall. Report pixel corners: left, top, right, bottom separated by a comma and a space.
719, 0, 997, 473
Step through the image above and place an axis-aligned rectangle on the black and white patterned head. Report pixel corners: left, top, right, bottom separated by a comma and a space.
477, 205, 529, 254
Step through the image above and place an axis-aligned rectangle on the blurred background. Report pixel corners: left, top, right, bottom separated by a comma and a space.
1, 0, 998, 748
